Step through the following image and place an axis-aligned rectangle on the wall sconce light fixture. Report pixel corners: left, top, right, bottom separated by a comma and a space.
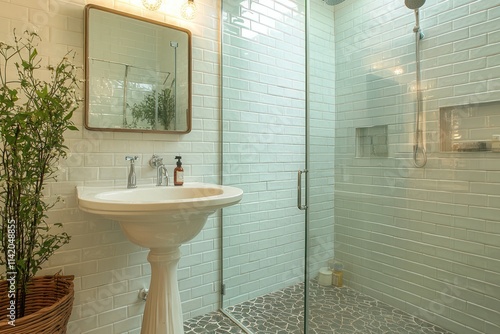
181, 0, 197, 20
142, 0, 163, 11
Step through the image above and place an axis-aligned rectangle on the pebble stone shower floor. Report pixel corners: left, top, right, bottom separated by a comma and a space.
183, 281, 455, 334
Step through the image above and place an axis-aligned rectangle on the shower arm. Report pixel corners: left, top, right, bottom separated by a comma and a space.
414, 8, 422, 143
412, 8, 427, 168
413, 8, 420, 34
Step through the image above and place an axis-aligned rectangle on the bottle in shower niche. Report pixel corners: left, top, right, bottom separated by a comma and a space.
332, 261, 344, 287
174, 156, 184, 186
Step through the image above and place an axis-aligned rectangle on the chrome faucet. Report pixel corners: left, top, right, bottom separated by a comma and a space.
149, 154, 169, 186
157, 164, 169, 186
125, 156, 138, 188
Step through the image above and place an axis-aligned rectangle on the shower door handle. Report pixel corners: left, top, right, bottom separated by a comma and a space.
297, 169, 308, 210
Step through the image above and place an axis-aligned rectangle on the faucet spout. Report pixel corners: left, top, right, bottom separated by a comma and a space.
157, 164, 169, 186
125, 156, 139, 188
150, 154, 169, 186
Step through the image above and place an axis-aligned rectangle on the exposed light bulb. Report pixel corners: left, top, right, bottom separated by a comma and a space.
142, 0, 162, 11
181, 0, 197, 20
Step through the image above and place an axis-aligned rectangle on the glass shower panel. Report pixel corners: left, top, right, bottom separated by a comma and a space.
333, 1, 500, 333
221, 0, 307, 329
305, 0, 336, 331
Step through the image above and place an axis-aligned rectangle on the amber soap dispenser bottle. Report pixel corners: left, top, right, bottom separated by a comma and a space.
174, 156, 184, 186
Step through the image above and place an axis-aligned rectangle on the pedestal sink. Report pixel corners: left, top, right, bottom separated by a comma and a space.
76, 183, 243, 334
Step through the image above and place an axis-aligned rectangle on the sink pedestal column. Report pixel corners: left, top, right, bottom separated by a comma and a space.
141, 248, 183, 334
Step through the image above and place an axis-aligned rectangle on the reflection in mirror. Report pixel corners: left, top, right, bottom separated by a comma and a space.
85, 5, 191, 133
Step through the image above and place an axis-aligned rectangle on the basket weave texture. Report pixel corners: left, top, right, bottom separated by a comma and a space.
0, 275, 74, 334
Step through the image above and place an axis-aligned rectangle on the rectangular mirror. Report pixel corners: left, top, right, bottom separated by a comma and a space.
84, 5, 191, 133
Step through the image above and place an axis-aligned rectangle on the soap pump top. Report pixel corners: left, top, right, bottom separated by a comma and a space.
174, 156, 184, 186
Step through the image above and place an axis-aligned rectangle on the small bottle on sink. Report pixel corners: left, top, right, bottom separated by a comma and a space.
174, 156, 184, 186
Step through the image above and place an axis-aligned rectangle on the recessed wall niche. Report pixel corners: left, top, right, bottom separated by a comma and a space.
356, 125, 388, 158
440, 101, 500, 152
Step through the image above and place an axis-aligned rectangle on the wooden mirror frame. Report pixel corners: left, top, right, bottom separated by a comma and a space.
84, 4, 192, 133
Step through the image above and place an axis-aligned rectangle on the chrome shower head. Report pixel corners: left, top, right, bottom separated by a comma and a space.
406, 0, 425, 36
324, 0, 345, 6
405, 0, 425, 10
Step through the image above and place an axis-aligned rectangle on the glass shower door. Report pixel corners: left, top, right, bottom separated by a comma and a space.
221, 0, 336, 332
220, 0, 308, 330
303, 0, 336, 331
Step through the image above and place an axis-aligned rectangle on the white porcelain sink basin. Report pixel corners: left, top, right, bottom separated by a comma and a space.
76, 182, 242, 334
95, 186, 223, 201
77, 183, 242, 249
77, 183, 241, 217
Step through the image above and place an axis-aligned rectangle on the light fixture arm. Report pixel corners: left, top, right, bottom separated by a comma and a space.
142, 0, 162, 11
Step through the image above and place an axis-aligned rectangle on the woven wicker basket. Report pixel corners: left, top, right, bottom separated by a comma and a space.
0, 275, 74, 334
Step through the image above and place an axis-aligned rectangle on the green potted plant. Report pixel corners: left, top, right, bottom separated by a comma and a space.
0, 31, 79, 333
130, 81, 176, 130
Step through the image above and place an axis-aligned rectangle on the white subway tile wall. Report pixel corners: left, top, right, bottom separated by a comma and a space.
0, 0, 220, 332
335, 1, 500, 333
